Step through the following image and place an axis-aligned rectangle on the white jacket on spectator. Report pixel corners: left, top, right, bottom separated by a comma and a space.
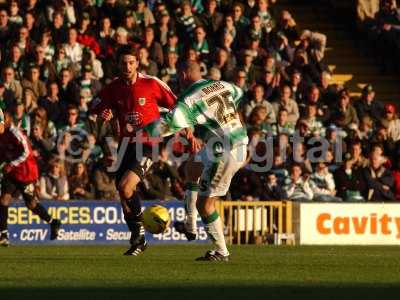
300, 30, 327, 62
39, 174, 70, 201
387, 119, 400, 142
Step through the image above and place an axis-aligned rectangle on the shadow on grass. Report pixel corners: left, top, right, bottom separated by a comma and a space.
1, 285, 400, 300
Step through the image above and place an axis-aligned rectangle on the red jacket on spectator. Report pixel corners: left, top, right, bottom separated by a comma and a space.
393, 170, 400, 201
78, 34, 101, 56
0, 126, 39, 183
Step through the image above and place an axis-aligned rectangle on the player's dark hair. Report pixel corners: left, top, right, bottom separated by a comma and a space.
117, 45, 139, 61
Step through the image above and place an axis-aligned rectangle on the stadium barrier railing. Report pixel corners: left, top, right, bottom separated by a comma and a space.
215, 201, 295, 245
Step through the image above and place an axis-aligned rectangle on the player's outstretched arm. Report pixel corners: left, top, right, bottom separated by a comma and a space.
144, 102, 195, 138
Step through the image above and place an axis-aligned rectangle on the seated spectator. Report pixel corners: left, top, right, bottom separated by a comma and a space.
363, 153, 395, 201
271, 84, 299, 126
271, 108, 295, 137
12, 101, 31, 135
68, 162, 94, 199
243, 84, 275, 123
302, 104, 325, 137
58, 68, 81, 106
21, 63, 47, 100
39, 81, 68, 126
298, 29, 327, 62
0, 82, 15, 111
247, 106, 271, 134
334, 154, 366, 201
270, 153, 290, 184
1, 66, 23, 102
22, 88, 38, 115
331, 90, 359, 131
200, 0, 223, 36
354, 84, 384, 123
211, 48, 236, 81
393, 158, 400, 201
381, 103, 400, 142
283, 163, 314, 201
260, 172, 287, 200
93, 158, 119, 200
310, 161, 341, 201
275, 10, 298, 43
138, 47, 158, 76
39, 158, 70, 201
143, 26, 164, 67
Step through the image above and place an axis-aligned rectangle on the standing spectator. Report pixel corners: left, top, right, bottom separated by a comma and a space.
39, 158, 70, 201
68, 162, 94, 200
284, 163, 314, 201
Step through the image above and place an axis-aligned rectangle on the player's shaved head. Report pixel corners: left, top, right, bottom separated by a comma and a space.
179, 61, 202, 88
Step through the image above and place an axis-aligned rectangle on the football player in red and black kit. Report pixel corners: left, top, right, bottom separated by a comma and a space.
91, 45, 176, 255
0, 111, 61, 247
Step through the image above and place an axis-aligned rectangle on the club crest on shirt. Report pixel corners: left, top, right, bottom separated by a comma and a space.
138, 97, 146, 106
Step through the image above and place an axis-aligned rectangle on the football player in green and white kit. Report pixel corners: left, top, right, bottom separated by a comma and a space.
144, 62, 248, 261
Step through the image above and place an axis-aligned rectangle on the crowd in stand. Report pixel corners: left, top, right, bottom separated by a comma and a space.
0, 0, 399, 202
356, 0, 400, 72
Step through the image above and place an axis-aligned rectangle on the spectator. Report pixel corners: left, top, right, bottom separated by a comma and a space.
354, 84, 384, 123
93, 158, 119, 200
272, 84, 299, 126
331, 90, 359, 131
64, 27, 83, 65
68, 162, 94, 200
260, 172, 287, 200
21, 63, 47, 100
143, 26, 164, 67
271, 108, 295, 137
1, 66, 23, 102
382, 103, 400, 142
363, 153, 396, 201
334, 153, 366, 201
310, 161, 341, 201
201, 0, 224, 36
39, 158, 70, 201
138, 47, 158, 76
284, 164, 314, 201
243, 84, 275, 123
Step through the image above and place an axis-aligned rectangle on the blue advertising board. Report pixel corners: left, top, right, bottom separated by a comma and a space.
8, 200, 208, 244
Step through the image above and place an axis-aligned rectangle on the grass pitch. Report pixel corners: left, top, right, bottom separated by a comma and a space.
1, 245, 400, 300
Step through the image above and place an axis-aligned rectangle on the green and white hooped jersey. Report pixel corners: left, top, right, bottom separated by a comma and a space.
147, 79, 248, 150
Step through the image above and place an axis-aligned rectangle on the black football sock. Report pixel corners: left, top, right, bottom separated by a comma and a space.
31, 204, 52, 223
0, 205, 8, 233
124, 195, 144, 244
